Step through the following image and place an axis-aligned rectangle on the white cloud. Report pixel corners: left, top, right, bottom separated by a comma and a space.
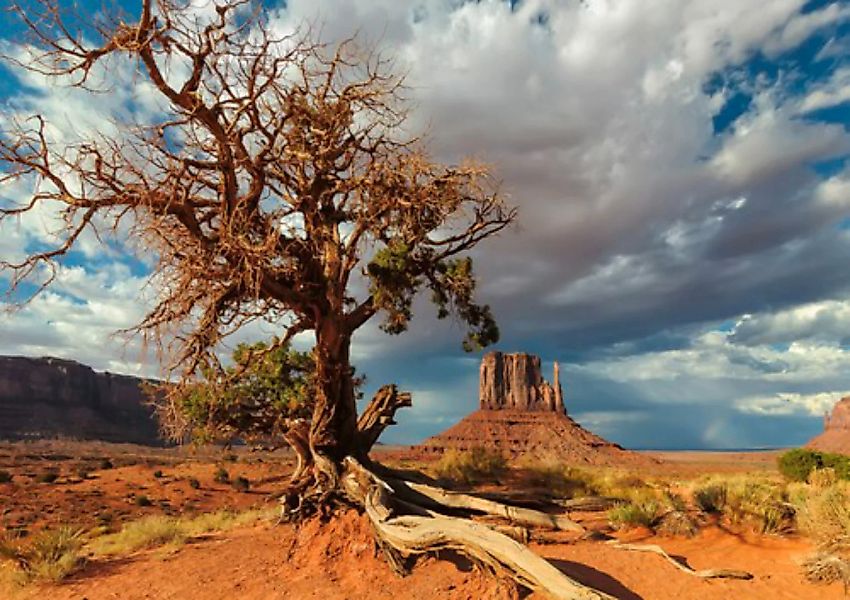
2, 1, 850, 448
735, 391, 844, 416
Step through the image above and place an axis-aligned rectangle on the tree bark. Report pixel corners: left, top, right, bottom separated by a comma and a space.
309, 318, 359, 484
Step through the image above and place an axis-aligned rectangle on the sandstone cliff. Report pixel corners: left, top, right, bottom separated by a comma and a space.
0, 355, 163, 445
479, 352, 565, 413
421, 351, 654, 466
807, 396, 850, 454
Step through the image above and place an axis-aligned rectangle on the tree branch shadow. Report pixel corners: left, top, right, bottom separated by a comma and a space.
550, 558, 644, 600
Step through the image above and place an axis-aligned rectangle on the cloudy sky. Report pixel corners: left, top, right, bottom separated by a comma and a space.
2, 0, 850, 449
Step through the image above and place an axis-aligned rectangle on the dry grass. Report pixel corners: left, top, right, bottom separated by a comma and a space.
89, 507, 276, 557
432, 447, 508, 485
690, 475, 795, 534
517, 461, 601, 498
0, 526, 85, 585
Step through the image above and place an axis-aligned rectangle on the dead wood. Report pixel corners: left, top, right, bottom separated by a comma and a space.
387, 478, 585, 533
356, 385, 413, 453
606, 541, 754, 580
342, 457, 615, 600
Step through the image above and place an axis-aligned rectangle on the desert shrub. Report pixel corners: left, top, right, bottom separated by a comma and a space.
655, 510, 699, 537
37, 471, 58, 484
188, 477, 201, 490
696, 475, 795, 534
224, 453, 238, 463
520, 462, 600, 498
0, 470, 11, 483
213, 467, 230, 484
433, 447, 507, 485
795, 483, 850, 586
98, 458, 113, 470
153, 470, 163, 479
802, 552, 850, 587
0, 526, 85, 584
809, 467, 838, 489
778, 449, 850, 483
795, 482, 850, 552
134, 495, 153, 507
232, 476, 250, 492
75, 467, 91, 480
608, 494, 662, 530
693, 483, 728, 514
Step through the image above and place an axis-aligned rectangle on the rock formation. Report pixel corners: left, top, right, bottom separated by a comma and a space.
807, 396, 850, 454
420, 352, 654, 466
0, 355, 163, 445
479, 352, 565, 413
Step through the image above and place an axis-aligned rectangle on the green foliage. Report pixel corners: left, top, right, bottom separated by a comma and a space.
608, 494, 662, 529
153, 470, 163, 479
172, 339, 316, 443
367, 243, 500, 352
0, 526, 85, 584
214, 468, 230, 484
433, 447, 508, 485
188, 477, 201, 490
231, 476, 250, 492
778, 449, 850, 482
0, 470, 11, 483
134, 495, 153, 507
99, 458, 113, 470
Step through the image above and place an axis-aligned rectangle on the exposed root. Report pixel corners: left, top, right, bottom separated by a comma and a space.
606, 541, 754, 580
387, 477, 585, 533
343, 457, 615, 600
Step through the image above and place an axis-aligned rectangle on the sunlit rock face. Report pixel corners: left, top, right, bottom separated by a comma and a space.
807, 397, 850, 455
0, 355, 162, 445
479, 352, 565, 414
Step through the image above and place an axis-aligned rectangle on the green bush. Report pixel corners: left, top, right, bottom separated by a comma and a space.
0, 470, 12, 483
214, 467, 230, 484
134, 495, 153, 507
188, 477, 201, 490
232, 476, 250, 492
608, 495, 662, 529
778, 449, 850, 483
99, 458, 114, 470
153, 470, 163, 479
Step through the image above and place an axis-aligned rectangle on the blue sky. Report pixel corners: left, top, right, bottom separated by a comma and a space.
2, 0, 850, 450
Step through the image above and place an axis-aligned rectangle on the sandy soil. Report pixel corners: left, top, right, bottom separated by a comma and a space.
1, 441, 844, 600
20, 510, 843, 600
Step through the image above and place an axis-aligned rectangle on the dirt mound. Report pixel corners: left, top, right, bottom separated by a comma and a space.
419, 409, 656, 466
807, 396, 850, 454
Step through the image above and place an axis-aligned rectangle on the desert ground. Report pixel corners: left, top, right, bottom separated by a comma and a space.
0, 440, 847, 599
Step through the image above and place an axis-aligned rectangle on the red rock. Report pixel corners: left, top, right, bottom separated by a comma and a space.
421, 352, 655, 466
807, 396, 850, 455
479, 352, 564, 413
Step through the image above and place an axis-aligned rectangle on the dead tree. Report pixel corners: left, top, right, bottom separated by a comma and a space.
0, 1, 634, 597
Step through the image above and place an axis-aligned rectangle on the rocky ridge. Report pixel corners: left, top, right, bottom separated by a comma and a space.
0, 355, 162, 445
